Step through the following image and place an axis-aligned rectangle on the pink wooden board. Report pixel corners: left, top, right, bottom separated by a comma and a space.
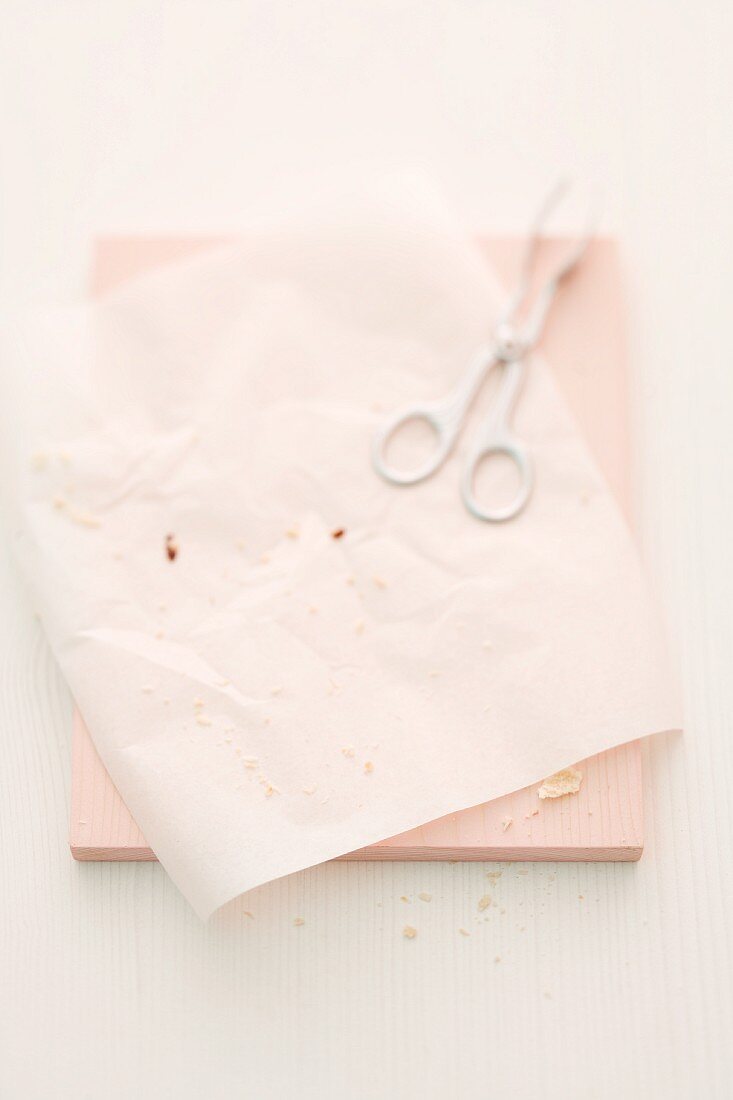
70, 234, 643, 863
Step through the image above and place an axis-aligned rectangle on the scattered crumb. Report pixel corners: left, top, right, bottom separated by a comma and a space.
341, 746, 355, 758
193, 698, 204, 709
302, 785, 316, 795
345, 575, 355, 586
327, 678, 341, 695
163, 698, 171, 705
485, 870, 503, 883
482, 640, 493, 651
364, 761, 374, 774
308, 604, 318, 614
53, 494, 67, 510
400, 895, 410, 903
458, 928, 471, 937
243, 757, 258, 768
217, 677, 231, 687
68, 506, 101, 528
418, 892, 432, 902
285, 527, 300, 539
293, 916, 305, 926
372, 575, 388, 589
538, 767, 583, 800
158, 602, 167, 612
270, 686, 283, 696
517, 868, 529, 875
428, 670, 440, 679
30, 451, 49, 471
165, 533, 178, 561
264, 783, 280, 798
354, 619, 365, 634
260, 552, 271, 564
478, 894, 492, 912
243, 910, 254, 919
236, 538, 246, 551
494, 955, 501, 964
501, 816, 513, 832
402, 925, 417, 939
141, 684, 155, 694
524, 808, 540, 819
154, 630, 164, 639
580, 490, 590, 505
331, 527, 346, 539
196, 714, 212, 727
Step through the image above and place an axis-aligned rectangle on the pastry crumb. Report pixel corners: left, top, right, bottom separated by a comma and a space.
372, 575, 388, 589
402, 925, 417, 939
458, 928, 470, 937
501, 816, 513, 831
302, 785, 316, 795
478, 894, 492, 912
331, 527, 346, 539
341, 746, 355, 758
30, 451, 49, 471
538, 767, 583, 799
165, 533, 178, 561
293, 916, 305, 926
285, 527, 300, 539
418, 892, 432, 902
364, 760, 374, 774
354, 619, 365, 634
196, 714, 212, 727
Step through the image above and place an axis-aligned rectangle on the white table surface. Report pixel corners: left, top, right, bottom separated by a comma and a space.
1, 3, 732, 1097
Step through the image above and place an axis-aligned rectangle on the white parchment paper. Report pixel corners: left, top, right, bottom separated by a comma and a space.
0, 180, 680, 917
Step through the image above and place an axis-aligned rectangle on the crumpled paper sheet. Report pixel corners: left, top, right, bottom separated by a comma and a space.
0, 179, 680, 918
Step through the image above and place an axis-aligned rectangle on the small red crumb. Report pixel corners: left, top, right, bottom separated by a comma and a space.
165, 534, 178, 561
331, 527, 346, 539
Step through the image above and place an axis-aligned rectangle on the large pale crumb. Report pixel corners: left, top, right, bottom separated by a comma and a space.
478, 894, 492, 912
538, 767, 583, 800
418, 892, 432, 902
501, 816, 513, 831
403, 925, 417, 939
196, 714, 212, 727
60, 501, 102, 528
364, 760, 374, 774
458, 928, 471, 937
400, 895, 410, 903
293, 917, 305, 926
